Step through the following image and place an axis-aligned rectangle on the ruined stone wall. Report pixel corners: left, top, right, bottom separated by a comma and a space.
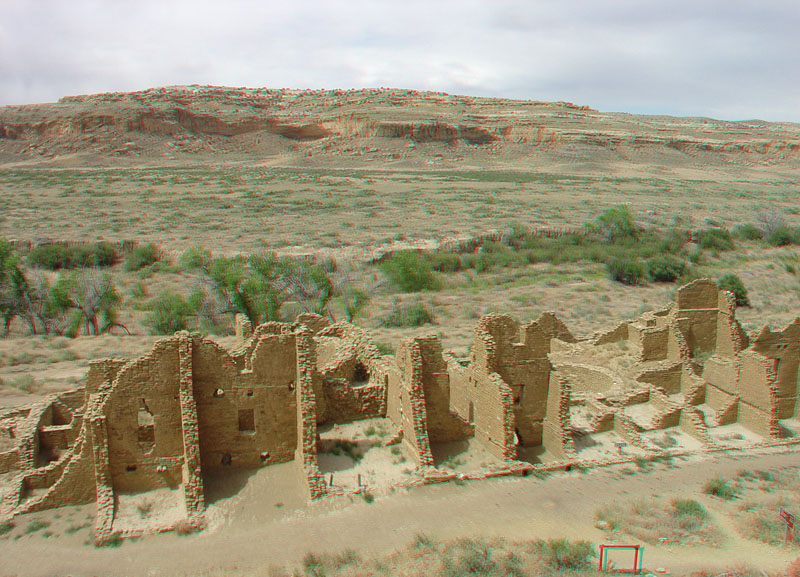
636, 362, 682, 394
315, 322, 390, 424
737, 349, 780, 437
1, 283, 796, 538
593, 322, 629, 346
628, 321, 669, 362
194, 334, 298, 472
751, 321, 800, 420
294, 327, 326, 499
410, 336, 472, 444
104, 339, 185, 493
680, 407, 716, 446
703, 357, 739, 395
452, 323, 516, 460
671, 280, 723, 356
393, 339, 433, 466
715, 291, 749, 357
541, 373, 575, 459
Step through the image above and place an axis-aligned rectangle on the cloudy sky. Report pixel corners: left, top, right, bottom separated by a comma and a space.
2, 0, 799, 122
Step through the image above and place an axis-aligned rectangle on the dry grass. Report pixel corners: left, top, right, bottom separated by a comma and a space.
595, 496, 723, 546
728, 468, 800, 548
203, 536, 600, 577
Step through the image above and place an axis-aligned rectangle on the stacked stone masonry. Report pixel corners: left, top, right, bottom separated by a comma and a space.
0, 279, 797, 541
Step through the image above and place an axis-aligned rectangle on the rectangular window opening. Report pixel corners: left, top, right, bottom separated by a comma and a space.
137, 399, 156, 451
238, 408, 255, 434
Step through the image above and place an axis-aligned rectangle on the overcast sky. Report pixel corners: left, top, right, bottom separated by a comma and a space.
2, 0, 799, 122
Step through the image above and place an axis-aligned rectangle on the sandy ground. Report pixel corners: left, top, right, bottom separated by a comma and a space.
1, 446, 798, 577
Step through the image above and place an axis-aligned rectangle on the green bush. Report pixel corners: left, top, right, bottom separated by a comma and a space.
27, 242, 116, 270
704, 477, 739, 500
672, 498, 707, 520
718, 274, 750, 307
659, 228, 691, 253
178, 246, 212, 271
589, 205, 639, 241
607, 258, 646, 285
427, 251, 462, 273
647, 255, 687, 282
695, 228, 735, 251
124, 243, 161, 272
381, 300, 435, 327
379, 251, 440, 292
144, 292, 193, 334
766, 225, 799, 247
534, 538, 595, 570
734, 223, 763, 241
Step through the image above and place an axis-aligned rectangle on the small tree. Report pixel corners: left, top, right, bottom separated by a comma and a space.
124, 243, 160, 272
647, 255, 687, 282
379, 251, 439, 292
589, 205, 639, 242
718, 274, 750, 307
145, 292, 193, 334
19, 272, 73, 335
0, 238, 25, 335
66, 268, 127, 335
607, 258, 646, 285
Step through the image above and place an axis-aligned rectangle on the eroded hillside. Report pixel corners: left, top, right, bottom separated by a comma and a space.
1, 86, 799, 178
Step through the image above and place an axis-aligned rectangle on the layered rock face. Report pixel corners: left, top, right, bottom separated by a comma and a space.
1, 85, 798, 174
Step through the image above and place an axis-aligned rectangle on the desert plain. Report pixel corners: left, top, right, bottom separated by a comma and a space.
0, 86, 799, 576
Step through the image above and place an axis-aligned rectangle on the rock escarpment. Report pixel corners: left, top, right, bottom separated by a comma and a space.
1, 85, 798, 174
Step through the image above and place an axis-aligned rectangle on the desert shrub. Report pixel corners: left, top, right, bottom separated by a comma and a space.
29, 244, 77, 269
695, 228, 735, 251
704, 477, 739, 500
766, 225, 799, 247
671, 499, 709, 531
144, 292, 193, 335
734, 223, 763, 241
533, 538, 595, 570
659, 228, 691, 253
589, 205, 639, 241
327, 440, 363, 461
375, 342, 394, 356
178, 246, 212, 271
672, 498, 706, 518
607, 257, 646, 285
0, 520, 14, 535
124, 243, 160, 271
747, 510, 787, 545
27, 242, 116, 270
718, 274, 750, 307
380, 251, 440, 292
441, 539, 524, 577
647, 255, 687, 282
343, 288, 369, 322
427, 251, 462, 273
24, 518, 50, 534
381, 300, 434, 327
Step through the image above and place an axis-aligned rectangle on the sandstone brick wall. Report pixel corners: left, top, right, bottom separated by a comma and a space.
0, 283, 795, 540
393, 339, 433, 466
541, 373, 575, 459
636, 362, 682, 394
413, 336, 472, 443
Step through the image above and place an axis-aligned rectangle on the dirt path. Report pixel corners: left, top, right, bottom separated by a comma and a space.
1, 447, 798, 577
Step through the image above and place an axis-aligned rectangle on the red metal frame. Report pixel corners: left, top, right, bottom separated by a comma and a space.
599, 544, 644, 574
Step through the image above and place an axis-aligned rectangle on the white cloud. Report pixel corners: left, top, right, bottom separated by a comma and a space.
0, 0, 798, 122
